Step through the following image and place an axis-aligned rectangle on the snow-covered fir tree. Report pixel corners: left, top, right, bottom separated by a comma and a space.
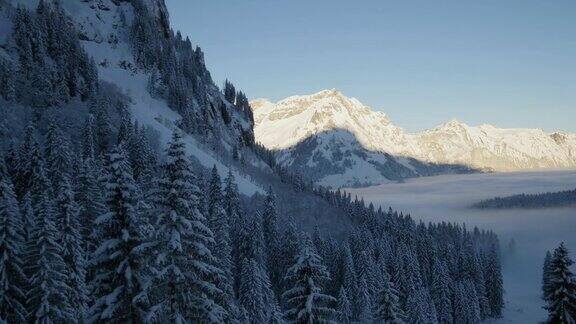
146, 131, 226, 323
282, 235, 336, 323
542, 250, 553, 301
484, 243, 504, 318
239, 257, 267, 323
374, 267, 404, 323
88, 143, 149, 322
544, 242, 576, 324
0, 178, 28, 322
262, 186, 282, 299
206, 165, 234, 313
44, 122, 72, 191
55, 176, 87, 321
26, 187, 74, 323
337, 286, 352, 323
430, 260, 453, 324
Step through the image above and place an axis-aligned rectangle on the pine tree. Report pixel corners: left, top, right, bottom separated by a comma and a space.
431, 260, 453, 323
283, 235, 337, 323
56, 177, 87, 321
20, 193, 35, 260
279, 221, 301, 305
453, 282, 469, 324
44, 122, 71, 190
81, 114, 97, 161
206, 165, 234, 311
542, 250, 553, 301
484, 243, 504, 318
224, 169, 245, 296
0, 179, 28, 322
88, 144, 149, 322
223, 79, 236, 104
26, 190, 74, 323
374, 267, 404, 324
544, 242, 576, 324
146, 131, 226, 323
337, 286, 352, 323
76, 158, 107, 259
356, 275, 373, 322
15, 124, 44, 200
262, 186, 282, 298
239, 258, 267, 323
341, 242, 358, 320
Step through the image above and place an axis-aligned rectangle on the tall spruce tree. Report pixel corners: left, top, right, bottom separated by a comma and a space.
238, 257, 267, 323
337, 286, 352, 323
146, 131, 226, 323
262, 186, 282, 299
206, 165, 234, 312
0, 179, 28, 322
374, 267, 404, 323
44, 122, 71, 190
544, 242, 576, 324
484, 243, 504, 318
26, 188, 74, 323
88, 143, 149, 322
76, 158, 107, 259
56, 177, 87, 320
542, 250, 553, 301
431, 260, 453, 323
282, 235, 336, 323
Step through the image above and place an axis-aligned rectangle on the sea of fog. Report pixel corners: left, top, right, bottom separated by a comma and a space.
347, 170, 576, 323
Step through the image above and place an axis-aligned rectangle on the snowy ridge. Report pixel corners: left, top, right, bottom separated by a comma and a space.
253, 90, 576, 187
10, 0, 262, 195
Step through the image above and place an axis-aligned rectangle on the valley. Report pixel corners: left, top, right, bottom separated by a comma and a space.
347, 170, 576, 323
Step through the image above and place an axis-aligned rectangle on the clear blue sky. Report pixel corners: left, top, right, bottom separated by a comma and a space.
166, 0, 576, 132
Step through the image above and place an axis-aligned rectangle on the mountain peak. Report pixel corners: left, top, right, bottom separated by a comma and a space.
435, 118, 469, 132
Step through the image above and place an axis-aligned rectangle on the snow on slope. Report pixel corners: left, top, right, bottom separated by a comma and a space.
253, 90, 576, 187
12, 0, 263, 195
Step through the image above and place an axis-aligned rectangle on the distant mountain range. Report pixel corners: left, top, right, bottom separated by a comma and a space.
252, 89, 576, 188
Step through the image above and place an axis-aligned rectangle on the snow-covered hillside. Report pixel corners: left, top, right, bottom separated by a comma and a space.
253, 89, 576, 187
5, 0, 263, 194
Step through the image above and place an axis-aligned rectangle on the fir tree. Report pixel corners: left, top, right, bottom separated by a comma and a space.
44, 122, 71, 190
206, 165, 234, 312
282, 235, 337, 323
374, 267, 404, 324
81, 114, 97, 161
88, 143, 149, 322
484, 243, 504, 318
431, 260, 453, 323
542, 250, 553, 301
239, 258, 267, 323
26, 190, 74, 323
224, 169, 245, 296
262, 186, 282, 298
340, 242, 358, 319
146, 131, 226, 323
356, 275, 372, 322
56, 177, 87, 321
544, 242, 576, 324
337, 286, 352, 323
0, 179, 28, 322
76, 158, 107, 259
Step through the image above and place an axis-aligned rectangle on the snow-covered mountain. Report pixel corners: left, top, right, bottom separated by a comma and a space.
252, 89, 576, 187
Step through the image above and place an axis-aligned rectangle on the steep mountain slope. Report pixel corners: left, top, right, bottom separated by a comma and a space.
253, 90, 576, 188
1, 0, 262, 194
